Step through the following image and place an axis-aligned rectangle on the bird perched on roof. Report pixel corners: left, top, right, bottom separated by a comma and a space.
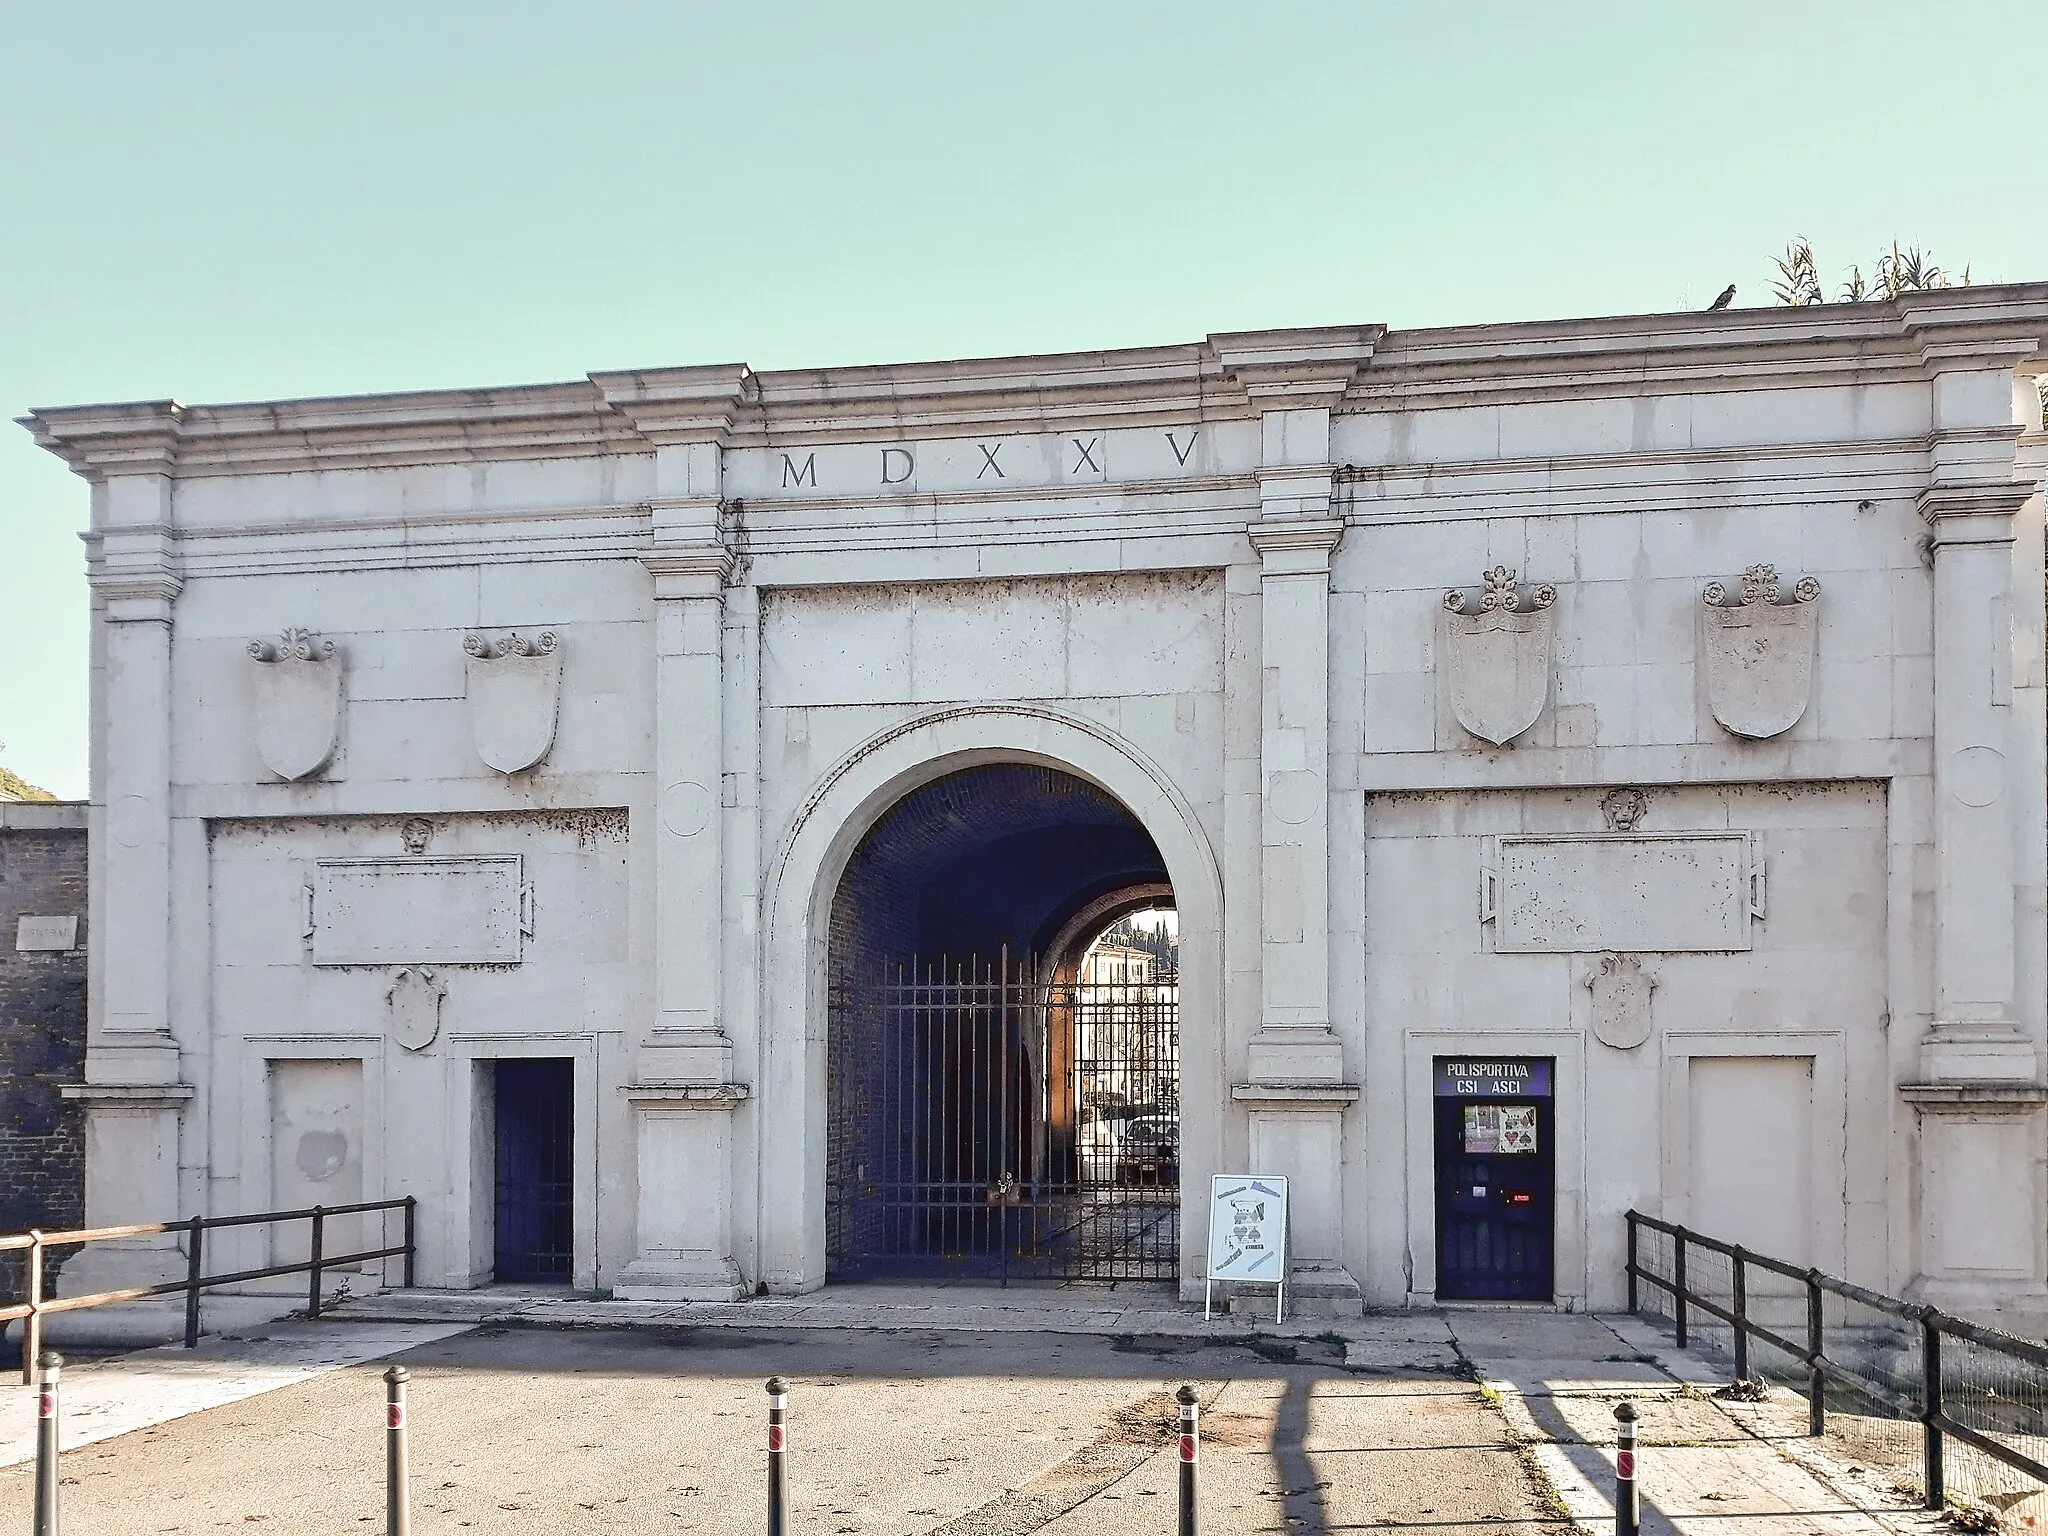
1707, 284, 1736, 311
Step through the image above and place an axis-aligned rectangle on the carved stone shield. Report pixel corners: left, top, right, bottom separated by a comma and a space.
1585, 952, 1655, 1050
1701, 566, 1820, 739
1442, 567, 1557, 746
386, 967, 445, 1052
464, 631, 561, 774
247, 629, 341, 781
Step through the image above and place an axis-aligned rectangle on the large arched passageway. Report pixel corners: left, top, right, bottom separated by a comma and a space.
825, 763, 1180, 1282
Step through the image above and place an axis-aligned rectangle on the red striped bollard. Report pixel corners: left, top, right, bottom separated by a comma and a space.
766, 1377, 789, 1536
385, 1366, 410, 1536
34, 1350, 61, 1536
1613, 1400, 1639, 1536
1178, 1383, 1199, 1536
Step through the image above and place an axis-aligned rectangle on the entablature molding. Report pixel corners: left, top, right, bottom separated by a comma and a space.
27, 288, 2044, 483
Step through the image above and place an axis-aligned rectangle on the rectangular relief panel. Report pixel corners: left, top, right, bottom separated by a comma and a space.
1484, 833, 1761, 953
270, 1057, 365, 1266
307, 855, 529, 965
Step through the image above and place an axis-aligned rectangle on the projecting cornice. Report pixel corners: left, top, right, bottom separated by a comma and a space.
18, 286, 2048, 481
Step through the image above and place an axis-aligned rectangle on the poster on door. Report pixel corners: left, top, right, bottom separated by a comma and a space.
1462, 1104, 1539, 1155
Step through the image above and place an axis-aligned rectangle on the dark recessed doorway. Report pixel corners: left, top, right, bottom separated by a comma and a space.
494, 1058, 574, 1284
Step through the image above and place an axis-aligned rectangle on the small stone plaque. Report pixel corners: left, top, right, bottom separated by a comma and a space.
15, 915, 79, 952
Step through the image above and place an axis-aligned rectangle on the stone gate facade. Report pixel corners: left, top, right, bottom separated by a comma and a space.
22, 289, 2048, 1321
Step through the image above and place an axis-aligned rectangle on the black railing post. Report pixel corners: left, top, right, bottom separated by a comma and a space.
1625, 1213, 1639, 1314
1806, 1269, 1825, 1438
766, 1376, 788, 1536
307, 1207, 326, 1320
1731, 1246, 1749, 1382
1921, 1309, 1944, 1510
402, 1197, 417, 1289
1673, 1228, 1689, 1350
183, 1217, 205, 1349
34, 1350, 61, 1536
1178, 1384, 1199, 1536
385, 1366, 410, 1536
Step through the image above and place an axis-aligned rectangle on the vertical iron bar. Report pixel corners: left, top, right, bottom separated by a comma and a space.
1626, 1213, 1638, 1314
184, 1217, 204, 1348
766, 1377, 788, 1536
308, 1206, 326, 1320
1806, 1269, 1825, 1438
402, 1197, 417, 1289
22, 1230, 43, 1386
34, 1350, 60, 1536
1673, 1228, 1689, 1350
1922, 1310, 1944, 1510
1732, 1247, 1749, 1382
385, 1365, 410, 1536
1000, 944, 1011, 1288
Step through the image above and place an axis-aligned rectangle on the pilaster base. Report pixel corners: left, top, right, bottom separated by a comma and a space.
614, 1256, 746, 1304
1226, 1259, 1365, 1319
1919, 1026, 2036, 1082
1245, 1029, 1348, 1084
59, 1080, 192, 1294
617, 1082, 748, 1304
1901, 1080, 2048, 1322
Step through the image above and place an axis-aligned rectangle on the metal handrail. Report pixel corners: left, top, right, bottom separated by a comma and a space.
3, 1197, 416, 1384
1625, 1208, 2048, 1510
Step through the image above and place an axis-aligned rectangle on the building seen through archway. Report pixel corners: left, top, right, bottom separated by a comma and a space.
826, 763, 1180, 1282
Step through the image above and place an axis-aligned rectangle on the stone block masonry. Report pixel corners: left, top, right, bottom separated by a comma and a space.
0, 802, 87, 1283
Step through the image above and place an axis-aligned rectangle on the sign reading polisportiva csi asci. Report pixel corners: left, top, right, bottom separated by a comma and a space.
1432, 1058, 1553, 1098
1205, 1175, 1288, 1283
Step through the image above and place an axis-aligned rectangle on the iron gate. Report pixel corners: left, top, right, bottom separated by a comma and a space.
827, 947, 1180, 1282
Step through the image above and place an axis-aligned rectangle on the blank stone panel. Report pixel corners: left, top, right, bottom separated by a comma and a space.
310, 855, 528, 965
1487, 833, 1757, 953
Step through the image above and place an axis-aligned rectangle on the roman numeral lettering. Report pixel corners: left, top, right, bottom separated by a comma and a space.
880, 447, 915, 485
781, 453, 817, 487
977, 442, 1004, 479
1071, 436, 1102, 474
1165, 430, 1198, 467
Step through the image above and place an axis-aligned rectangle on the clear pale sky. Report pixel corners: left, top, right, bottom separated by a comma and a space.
3, 2, 2043, 798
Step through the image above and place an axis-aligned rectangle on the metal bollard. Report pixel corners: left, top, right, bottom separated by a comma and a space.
35, 1350, 62, 1536
385, 1366, 410, 1536
1177, 1383, 1199, 1536
1613, 1400, 1639, 1536
766, 1377, 789, 1536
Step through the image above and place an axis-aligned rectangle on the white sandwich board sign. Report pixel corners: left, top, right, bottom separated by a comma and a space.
1204, 1174, 1289, 1321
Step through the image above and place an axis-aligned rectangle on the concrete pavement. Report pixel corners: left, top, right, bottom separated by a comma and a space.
0, 1296, 1980, 1534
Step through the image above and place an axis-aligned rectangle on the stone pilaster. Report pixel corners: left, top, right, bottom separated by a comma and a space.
1214, 329, 1377, 1311
77, 458, 190, 1286
1921, 478, 2033, 1078
596, 366, 755, 1298
1908, 351, 2048, 1318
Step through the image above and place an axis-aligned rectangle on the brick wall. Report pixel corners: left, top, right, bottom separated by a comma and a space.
0, 803, 88, 1271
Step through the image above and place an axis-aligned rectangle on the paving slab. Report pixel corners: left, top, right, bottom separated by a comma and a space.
1454, 1311, 1941, 1536
0, 1320, 471, 1469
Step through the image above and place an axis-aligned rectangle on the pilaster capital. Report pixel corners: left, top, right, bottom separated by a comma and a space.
591, 365, 757, 445
89, 570, 184, 623
1211, 326, 1382, 405
641, 541, 733, 600
1249, 517, 1345, 576
17, 400, 185, 482
1917, 482, 2033, 543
